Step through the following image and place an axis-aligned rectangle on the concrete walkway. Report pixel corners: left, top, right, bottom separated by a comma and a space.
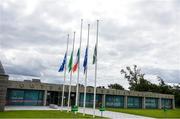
5, 106, 154, 119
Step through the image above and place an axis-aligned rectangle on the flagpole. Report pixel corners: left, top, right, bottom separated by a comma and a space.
61, 34, 69, 111
67, 32, 76, 112
75, 19, 83, 109
93, 20, 99, 118
83, 24, 90, 116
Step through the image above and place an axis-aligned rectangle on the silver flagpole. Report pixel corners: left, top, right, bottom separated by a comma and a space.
75, 19, 83, 110
67, 32, 76, 112
93, 20, 99, 118
83, 24, 90, 116
61, 34, 69, 111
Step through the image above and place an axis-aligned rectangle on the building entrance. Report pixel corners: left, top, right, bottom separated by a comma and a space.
47, 91, 60, 105
46, 91, 76, 106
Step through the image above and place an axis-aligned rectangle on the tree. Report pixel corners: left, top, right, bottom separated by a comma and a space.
157, 76, 173, 94
173, 84, 180, 107
120, 65, 172, 93
108, 83, 124, 90
120, 65, 146, 90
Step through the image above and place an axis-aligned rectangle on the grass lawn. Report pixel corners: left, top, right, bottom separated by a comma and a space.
106, 108, 180, 118
0, 110, 102, 118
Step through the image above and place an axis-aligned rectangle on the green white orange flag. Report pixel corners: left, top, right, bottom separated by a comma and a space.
92, 45, 97, 64
72, 48, 80, 72
68, 52, 73, 72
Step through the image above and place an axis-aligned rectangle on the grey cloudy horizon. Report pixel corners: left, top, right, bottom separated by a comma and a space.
0, 0, 180, 89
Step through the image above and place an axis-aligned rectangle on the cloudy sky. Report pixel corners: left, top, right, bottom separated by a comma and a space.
0, 0, 180, 89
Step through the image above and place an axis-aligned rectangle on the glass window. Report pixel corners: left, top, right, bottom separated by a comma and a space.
6, 90, 24, 105
161, 98, 172, 109
79, 93, 102, 107
6, 89, 44, 106
145, 98, 158, 109
105, 95, 124, 108
24, 90, 39, 106
127, 96, 142, 108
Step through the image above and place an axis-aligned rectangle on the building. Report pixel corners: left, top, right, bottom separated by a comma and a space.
0, 62, 175, 112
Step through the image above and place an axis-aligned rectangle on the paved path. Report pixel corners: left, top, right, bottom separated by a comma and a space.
78, 108, 153, 119
5, 106, 154, 119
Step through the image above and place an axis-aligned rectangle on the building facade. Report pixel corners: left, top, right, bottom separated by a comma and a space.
0, 62, 175, 112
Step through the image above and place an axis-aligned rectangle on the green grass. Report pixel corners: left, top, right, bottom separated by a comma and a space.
106, 108, 180, 118
0, 110, 103, 118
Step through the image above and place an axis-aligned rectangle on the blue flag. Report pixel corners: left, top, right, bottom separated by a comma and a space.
58, 53, 67, 72
83, 47, 88, 73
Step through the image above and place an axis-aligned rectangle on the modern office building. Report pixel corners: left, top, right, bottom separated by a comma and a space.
0, 62, 175, 111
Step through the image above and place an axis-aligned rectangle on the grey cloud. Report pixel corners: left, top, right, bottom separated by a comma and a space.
5, 64, 41, 77
134, 0, 179, 25
143, 67, 180, 84
0, 0, 180, 89
0, 0, 78, 50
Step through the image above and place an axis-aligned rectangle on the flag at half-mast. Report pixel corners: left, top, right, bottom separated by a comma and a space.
68, 52, 73, 72
58, 53, 67, 72
92, 44, 97, 64
83, 47, 88, 73
72, 48, 80, 72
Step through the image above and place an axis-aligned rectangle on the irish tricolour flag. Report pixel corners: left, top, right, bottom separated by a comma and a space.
72, 48, 80, 72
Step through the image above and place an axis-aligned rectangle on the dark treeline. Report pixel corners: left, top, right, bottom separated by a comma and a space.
108, 83, 124, 90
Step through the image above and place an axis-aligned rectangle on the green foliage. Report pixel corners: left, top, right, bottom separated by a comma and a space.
173, 84, 180, 107
121, 65, 146, 91
108, 83, 124, 90
0, 110, 102, 118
